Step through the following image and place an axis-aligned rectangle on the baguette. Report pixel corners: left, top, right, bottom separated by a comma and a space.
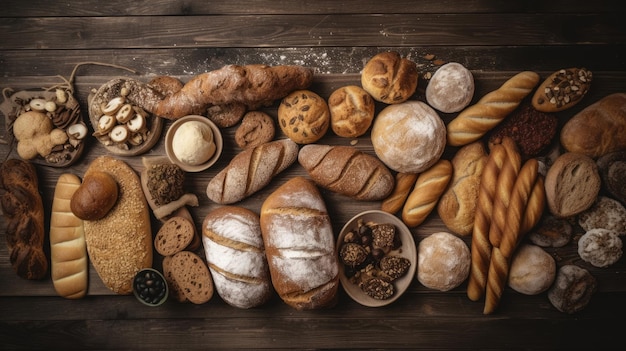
50, 173, 88, 299
381, 172, 418, 214
206, 139, 299, 204
152, 64, 314, 119
446, 71, 540, 147
298, 144, 395, 201
402, 160, 452, 228
0, 159, 48, 280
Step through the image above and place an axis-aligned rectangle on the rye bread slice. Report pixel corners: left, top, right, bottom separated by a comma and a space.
169, 251, 214, 304
154, 216, 196, 256
161, 255, 187, 303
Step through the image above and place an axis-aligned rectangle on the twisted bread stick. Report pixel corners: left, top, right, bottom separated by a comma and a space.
488, 138, 521, 248
484, 159, 540, 314
381, 172, 418, 214
466, 144, 507, 301
401, 160, 452, 228
447, 71, 540, 146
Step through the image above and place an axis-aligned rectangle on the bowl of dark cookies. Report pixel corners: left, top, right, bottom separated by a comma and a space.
337, 210, 417, 307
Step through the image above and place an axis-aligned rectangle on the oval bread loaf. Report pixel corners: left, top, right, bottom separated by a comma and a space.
203, 206, 272, 309
50, 173, 88, 299
260, 176, 339, 310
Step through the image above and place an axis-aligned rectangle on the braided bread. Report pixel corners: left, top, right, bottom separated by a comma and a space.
466, 144, 507, 301
446, 71, 540, 147
401, 159, 452, 228
381, 172, 418, 214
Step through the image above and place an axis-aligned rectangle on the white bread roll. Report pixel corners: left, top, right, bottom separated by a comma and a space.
202, 206, 272, 309
260, 176, 339, 310
50, 173, 88, 299
371, 101, 446, 173
507, 244, 556, 295
417, 231, 471, 291
426, 62, 475, 113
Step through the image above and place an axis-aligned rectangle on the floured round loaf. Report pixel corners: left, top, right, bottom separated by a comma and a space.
82, 156, 152, 295
371, 101, 446, 173
426, 62, 474, 113
202, 206, 272, 309
507, 244, 556, 295
260, 176, 339, 310
417, 231, 470, 291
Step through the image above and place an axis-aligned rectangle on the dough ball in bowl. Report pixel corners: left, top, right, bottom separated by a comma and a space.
417, 231, 470, 291
371, 101, 446, 173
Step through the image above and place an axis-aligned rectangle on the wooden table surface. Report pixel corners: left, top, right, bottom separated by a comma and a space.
1, 1, 625, 349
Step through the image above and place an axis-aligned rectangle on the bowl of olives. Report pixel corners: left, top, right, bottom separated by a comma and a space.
133, 268, 168, 306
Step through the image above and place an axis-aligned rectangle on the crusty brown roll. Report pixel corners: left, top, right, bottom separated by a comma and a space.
83, 156, 152, 295
446, 71, 540, 147
401, 160, 452, 228
50, 173, 88, 299
206, 139, 299, 204
202, 206, 272, 309
278, 90, 330, 144
0, 159, 48, 280
328, 85, 375, 138
437, 141, 487, 236
70, 170, 119, 221
381, 172, 418, 214
298, 144, 395, 201
361, 51, 418, 104
260, 176, 339, 310
235, 111, 275, 149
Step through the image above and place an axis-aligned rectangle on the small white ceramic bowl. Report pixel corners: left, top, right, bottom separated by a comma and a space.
165, 115, 223, 172
336, 210, 417, 307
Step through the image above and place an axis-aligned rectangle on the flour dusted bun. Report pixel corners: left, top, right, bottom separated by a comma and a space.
260, 176, 339, 310
202, 206, 272, 309
578, 196, 626, 235
371, 101, 446, 173
507, 244, 556, 295
426, 62, 474, 113
548, 265, 596, 314
361, 51, 418, 104
417, 232, 470, 291
328, 85, 375, 138
578, 228, 623, 268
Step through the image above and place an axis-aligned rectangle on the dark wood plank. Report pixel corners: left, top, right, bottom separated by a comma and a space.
1, 13, 624, 50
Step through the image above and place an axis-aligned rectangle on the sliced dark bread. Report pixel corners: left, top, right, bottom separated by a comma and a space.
162, 255, 187, 302
169, 251, 214, 304
154, 216, 196, 256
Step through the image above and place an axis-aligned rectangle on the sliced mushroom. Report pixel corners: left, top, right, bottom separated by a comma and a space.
127, 113, 146, 132
67, 123, 88, 140
101, 96, 125, 115
29, 98, 47, 112
116, 104, 133, 123
97, 115, 116, 133
109, 125, 130, 143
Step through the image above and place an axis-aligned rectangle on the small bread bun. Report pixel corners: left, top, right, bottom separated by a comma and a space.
578, 228, 623, 268
361, 51, 418, 104
371, 101, 446, 173
597, 150, 626, 206
548, 265, 596, 314
278, 90, 330, 144
578, 196, 626, 234
507, 244, 556, 295
527, 214, 573, 248
426, 62, 474, 113
417, 232, 470, 291
328, 85, 375, 138
235, 111, 275, 149
70, 171, 119, 220
206, 102, 247, 128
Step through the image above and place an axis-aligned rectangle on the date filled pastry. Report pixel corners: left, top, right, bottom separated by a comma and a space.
278, 89, 330, 144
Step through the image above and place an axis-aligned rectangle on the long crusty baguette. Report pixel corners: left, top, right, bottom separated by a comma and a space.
401, 159, 452, 228
206, 139, 299, 204
466, 144, 507, 301
152, 64, 314, 119
484, 159, 541, 314
381, 172, 418, 214
298, 144, 395, 201
50, 173, 88, 299
0, 159, 48, 280
446, 71, 540, 147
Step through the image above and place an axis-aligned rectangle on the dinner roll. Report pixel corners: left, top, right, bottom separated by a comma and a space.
417, 232, 470, 291
426, 62, 475, 113
328, 85, 375, 138
361, 51, 418, 104
507, 244, 556, 295
278, 90, 329, 144
371, 101, 446, 173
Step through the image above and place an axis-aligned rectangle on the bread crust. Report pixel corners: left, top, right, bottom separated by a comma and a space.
381, 172, 418, 214
401, 160, 452, 228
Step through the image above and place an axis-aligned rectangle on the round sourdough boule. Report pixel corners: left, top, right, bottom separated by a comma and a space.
328, 85, 375, 138
578, 196, 626, 235
371, 101, 446, 173
278, 90, 330, 144
548, 265, 596, 314
426, 62, 475, 113
544, 152, 601, 218
417, 232, 470, 291
70, 171, 119, 221
577, 228, 623, 268
361, 51, 418, 104
235, 111, 275, 149
507, 244, 556, 295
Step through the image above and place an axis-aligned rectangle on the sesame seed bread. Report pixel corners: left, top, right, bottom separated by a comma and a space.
82, 156, 152, 295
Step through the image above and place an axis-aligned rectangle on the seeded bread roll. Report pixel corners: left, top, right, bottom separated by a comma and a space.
298, 144, 395, 201
328, 85, 375, 138
426, 62, 475, 113
278, 90, 329, 144
545, 152, 601, 218
260, 176, 339, 310
50, 173, 88, 299
361, 51, 418, 104
202, 206, 272, 309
